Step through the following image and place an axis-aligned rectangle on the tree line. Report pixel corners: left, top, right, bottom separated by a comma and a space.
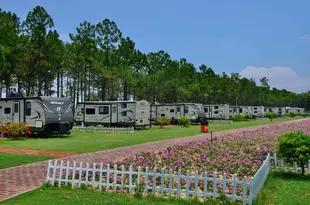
1, 6, 310, 109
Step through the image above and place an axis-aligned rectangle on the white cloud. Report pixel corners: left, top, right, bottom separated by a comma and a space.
240, 66, 310, 93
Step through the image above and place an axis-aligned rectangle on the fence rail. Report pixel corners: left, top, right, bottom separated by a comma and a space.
270, 153, 310, 173
72, 126, 135, 134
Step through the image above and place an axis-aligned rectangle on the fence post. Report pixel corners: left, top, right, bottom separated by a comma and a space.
58, 160, 64, 187
152, 167, 157, 196
71, 161, 76, 188
242, 176, 247, 205
212, 172, 217, 200
121, 165, 125, 192
129, 165, 133, 196
274, 153, 277, 168
195, 171, 199, 196
113, 164, 117, 192
185, 170, 190, 200
137, 166, 141, 187
46, 160, 51, 184
203, 171, 208, 200
99, 163, 103, 192
92, 163, 96, 190
168, 169, 173, 198
160, 168, 165, 196
177, 169, 181, 198
144, 167, 149, 196
232, 174, 237, 202
85, 163, 89, 187
249, 177, 254, 205
65, 161, 70, 186
52, 160, 58, 186
106, 164, 110, 191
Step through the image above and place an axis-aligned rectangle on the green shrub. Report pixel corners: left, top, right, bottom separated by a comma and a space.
287, 112, 296, 118
277, 131, 310, 176
232, 114, 246, 121
265, 112, 277, 121
156, 117, 169, 128
179, 116, 190, 127
244, 114, 252, 120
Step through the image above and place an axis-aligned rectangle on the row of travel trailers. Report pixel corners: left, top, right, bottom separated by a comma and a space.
203, 104, 305, 120
0, 96, 305, 134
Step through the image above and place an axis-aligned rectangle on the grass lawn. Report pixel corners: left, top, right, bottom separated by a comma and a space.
0, 153, 52, 169
0, 185, 234, 205
0, 117, 301, 153
254, 172, 310, 205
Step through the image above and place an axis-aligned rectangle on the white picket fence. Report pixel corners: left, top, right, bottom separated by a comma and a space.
72, 126, 134, 134
45, 153, 309, 204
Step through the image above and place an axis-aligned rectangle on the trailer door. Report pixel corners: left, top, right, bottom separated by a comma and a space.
111, 104, 117, 123
176, 106, 181, 119
12, 101, 20, 123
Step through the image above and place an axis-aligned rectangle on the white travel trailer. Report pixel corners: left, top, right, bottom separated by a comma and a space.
264, 107, 277, 114
296, 108, 305, 115
150, 103, 205, 124
0, 96, 73, 134
250, 106, 265, 118
229, 106, 252, 118
285, 107, 297, 114
275, 107, 286, 116
203, 104, 230, 120
74, 100, 150, 127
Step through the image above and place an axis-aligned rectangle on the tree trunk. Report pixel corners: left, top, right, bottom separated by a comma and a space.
57, 72, 60, 97
123, 81, 128, 100
301, 159, 305, 176
60, 71, 64, 97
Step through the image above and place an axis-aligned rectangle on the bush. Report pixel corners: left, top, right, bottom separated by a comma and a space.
0, 122, 31, 139
179, 116, 190, 127
232, 114, 246, 121
244, 114, 252, 120
287, 112, 296, 118
265, 112, 277, 121
277, 131, 310, 176
156, 117, 169, 128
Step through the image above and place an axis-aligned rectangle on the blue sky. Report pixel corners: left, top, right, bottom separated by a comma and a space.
2, 0, 310, 92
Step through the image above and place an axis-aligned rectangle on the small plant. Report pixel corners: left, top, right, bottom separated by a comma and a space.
156, 117, 169, 128
265, 112, 277, 121
287, 112, 296, 118
0, 122, 32, 139
232, 114, 246, 121
179, 116, 190, 127
244, 114, 252, 120
276, 131, 310, 176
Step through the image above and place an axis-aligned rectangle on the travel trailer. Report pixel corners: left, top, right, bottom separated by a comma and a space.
296, 108, 305, 115
150, 103, 205, 124
250, 106, 265, 118
275, 107, 286, 116
0, 96, 73, 134
74, 100, 150, 127
229, 106, 252, 118
203, 104, 230, 120
264, 107, 277, 114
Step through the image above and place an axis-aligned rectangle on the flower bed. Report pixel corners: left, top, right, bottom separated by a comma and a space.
54, 119, 310, 201
0, 122, 32, 139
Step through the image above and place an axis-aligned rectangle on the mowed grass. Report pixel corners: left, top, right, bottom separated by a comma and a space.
0, 185, 234, 205
0, 117, 301, 153
254, 172, 310, 205
0, 153, 52, 169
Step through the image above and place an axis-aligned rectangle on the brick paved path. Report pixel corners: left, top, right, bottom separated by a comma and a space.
0, 119, 305, 202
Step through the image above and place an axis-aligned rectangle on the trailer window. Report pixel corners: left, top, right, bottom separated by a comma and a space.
214, 111, 219, 114
14, 104, 19, 113
204, 108, 208, 113
254, 111, 258, 114
112, 106, 116, 113
170, 109, 174, 113
121, 111, 127, 116
254, 107, 257, 110
121, 104, 127, 108
4, 108, 11, 114
214, 106, 219, 109
99, 106, 109, 114
177, 107, 180, 112
239, 108, 243, 113
26, 102, 31, 116
161, 114, 165, 117
86, 108, 95, 115
184, 106, 189, 114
